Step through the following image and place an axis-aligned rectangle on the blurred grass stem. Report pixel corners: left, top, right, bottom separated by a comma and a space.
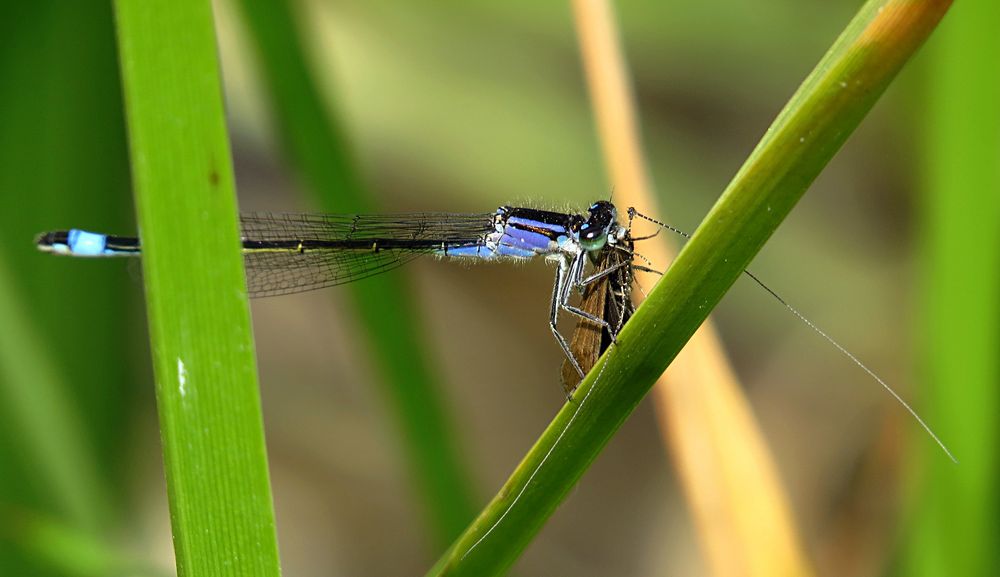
233, 0, 477, 546
0, 255, 109, 532
906, 0, 1000, 574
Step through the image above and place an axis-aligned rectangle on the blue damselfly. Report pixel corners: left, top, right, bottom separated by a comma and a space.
35, 200, 955, 460
38, 201, 634, 381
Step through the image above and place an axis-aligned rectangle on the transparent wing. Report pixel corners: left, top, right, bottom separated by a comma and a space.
240, 211, 496, 297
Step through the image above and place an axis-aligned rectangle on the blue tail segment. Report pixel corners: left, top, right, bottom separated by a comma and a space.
36, 229, 139, 256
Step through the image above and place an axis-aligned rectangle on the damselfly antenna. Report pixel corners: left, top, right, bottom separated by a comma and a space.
627, 208, 957, 464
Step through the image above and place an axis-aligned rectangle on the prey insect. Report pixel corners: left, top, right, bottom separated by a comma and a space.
560, 228, 636, 394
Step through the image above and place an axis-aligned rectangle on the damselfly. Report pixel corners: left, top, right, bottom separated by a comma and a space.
35, 200, 955, 460
37, 201, 635, 380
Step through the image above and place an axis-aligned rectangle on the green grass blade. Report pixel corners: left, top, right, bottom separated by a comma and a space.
905, 0, 1000, 574
431, 1, 951, 575
113, 1, 280, 574
233, 0, 476, 545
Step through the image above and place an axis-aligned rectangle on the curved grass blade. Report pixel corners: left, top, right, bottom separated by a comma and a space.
431, 1, 952, 575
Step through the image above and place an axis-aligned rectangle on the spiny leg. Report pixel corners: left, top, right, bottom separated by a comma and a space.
579, 259, 631, 286
563, 252, 617, 339
550, 261, 586, 380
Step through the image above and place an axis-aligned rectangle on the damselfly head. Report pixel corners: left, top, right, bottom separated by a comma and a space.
579, 200, 618, 252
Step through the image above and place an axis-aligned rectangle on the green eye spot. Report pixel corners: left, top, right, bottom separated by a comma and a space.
580, 232, 608, 252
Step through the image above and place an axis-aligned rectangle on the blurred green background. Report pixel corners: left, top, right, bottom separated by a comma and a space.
0, 1, 995, 576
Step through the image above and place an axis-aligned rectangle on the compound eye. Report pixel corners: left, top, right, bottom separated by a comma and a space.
580, 201, 618, 251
